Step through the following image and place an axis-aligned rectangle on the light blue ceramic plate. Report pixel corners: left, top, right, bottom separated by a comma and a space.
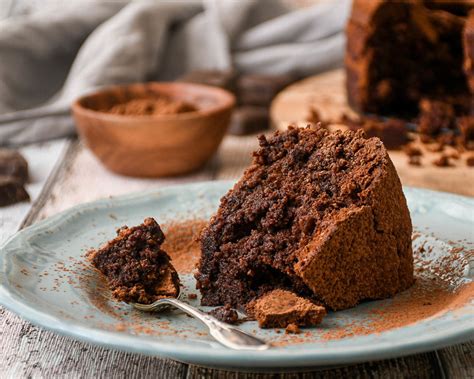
0, 181, 473, 369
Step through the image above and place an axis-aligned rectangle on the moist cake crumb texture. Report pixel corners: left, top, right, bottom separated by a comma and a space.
88, 217, 180, 304
196, 126, 414, 311
247, 289, 326, 328
209, 304, 239, 324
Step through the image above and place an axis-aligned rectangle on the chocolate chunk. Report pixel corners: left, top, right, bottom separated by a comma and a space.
228, 106, 269, 135
0, 176, 30, 207
237, 74, 294, 106
0, 149, 28, 184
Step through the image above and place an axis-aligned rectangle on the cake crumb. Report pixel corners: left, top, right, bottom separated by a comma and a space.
466, 155, 474, 167
87, 218, 180, 304
187, 293, 197, 300
285, 323, 301, 334
209, 304, 239, 324
404, 144, 423, 166
432, 154, 451, 167
306, 107, 328, 129
426, 143, 444, 153
247, 289, 326, 328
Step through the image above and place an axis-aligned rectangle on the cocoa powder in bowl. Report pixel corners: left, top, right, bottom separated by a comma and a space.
106, 95, 197, 116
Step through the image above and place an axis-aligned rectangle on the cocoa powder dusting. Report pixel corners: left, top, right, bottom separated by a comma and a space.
317, 242, 473, 342
161, 219, 207, 273
47, 222, 471, 345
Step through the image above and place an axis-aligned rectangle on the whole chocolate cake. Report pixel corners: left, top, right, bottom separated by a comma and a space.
196, 126, 414, 311
464, 11, 474, 94
346, 0, 473, 115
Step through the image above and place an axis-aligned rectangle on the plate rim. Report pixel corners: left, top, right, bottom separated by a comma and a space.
1, 180, 473, 368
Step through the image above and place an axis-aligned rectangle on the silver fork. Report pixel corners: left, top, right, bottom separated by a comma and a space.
131, 296, 270, 351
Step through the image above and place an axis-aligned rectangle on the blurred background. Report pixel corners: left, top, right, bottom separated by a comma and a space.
0, 0, 473, 230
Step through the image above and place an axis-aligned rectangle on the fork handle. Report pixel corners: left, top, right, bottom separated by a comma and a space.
159, 298, 269, 351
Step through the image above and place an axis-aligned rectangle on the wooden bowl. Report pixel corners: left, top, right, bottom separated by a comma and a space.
72, 82, 235, 177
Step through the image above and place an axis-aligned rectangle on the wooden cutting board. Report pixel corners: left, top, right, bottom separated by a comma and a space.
270, 69, 474, 197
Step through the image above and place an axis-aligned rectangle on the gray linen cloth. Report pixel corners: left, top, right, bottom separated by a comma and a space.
0, 0, 351, 146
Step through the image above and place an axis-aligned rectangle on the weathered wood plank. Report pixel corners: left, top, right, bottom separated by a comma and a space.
437, 342, 474, 378
0, 310, 187, 379
187, 351, 443, 379
37, 141, 216, 219
0, 139, 68, 244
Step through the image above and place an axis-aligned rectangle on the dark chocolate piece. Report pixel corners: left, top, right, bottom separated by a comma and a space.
0, 149, 28, 184
0, 176, 30, 207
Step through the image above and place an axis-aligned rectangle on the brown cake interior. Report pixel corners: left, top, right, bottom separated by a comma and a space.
346, 1, 471, 115
88, 217, 180, 304
197, 126, 412, 310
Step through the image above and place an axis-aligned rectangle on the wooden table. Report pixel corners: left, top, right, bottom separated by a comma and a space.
1, 136, 473, 378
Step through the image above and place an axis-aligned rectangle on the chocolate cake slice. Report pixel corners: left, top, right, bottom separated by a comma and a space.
88, 218, 180, 304
196, 126, 413, 311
